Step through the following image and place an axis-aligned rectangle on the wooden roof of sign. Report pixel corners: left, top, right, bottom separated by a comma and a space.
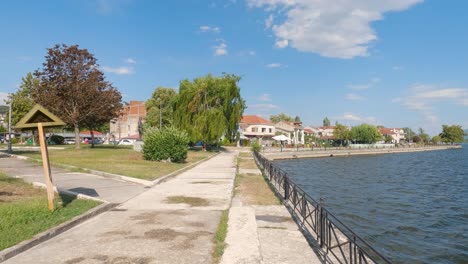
14, 104, 66, 129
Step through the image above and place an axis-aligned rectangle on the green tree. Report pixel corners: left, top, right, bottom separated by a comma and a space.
294, 115, 301, 122
384, 135, 393, 144
33, 44, 122, 149
418, 128, 430, 144
145, 87, 177, 129
333, 123, 350, 146
173, 73, 246, 148
439, 125, 465, 144
403, 127, 416, 142
270, 113, 293, 123
323, 117, 331, 126
350, 124, 382, 144
6, 72, 37, 126
431, 135, 441, 144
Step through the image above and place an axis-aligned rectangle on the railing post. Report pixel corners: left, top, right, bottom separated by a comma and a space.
319, 198, 324, 248
284, 176, 289, 200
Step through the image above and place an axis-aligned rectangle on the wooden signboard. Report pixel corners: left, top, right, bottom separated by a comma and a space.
14, 104, 66, 211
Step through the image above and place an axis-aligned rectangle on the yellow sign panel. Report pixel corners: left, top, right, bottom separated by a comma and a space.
14, 104, 66, 129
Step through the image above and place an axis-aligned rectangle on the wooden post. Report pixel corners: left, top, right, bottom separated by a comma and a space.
38, 123, 55, 211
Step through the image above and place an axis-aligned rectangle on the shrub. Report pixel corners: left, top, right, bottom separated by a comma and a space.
143, 126, 189, 163
49, 135, 64, 145
251, 142, 261, 153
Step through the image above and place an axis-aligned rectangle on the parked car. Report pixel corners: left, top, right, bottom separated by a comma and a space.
64, 139, 75, 145
118, 139, 135, 145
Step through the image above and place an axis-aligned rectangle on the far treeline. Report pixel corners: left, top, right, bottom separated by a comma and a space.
6, 44, 246, 159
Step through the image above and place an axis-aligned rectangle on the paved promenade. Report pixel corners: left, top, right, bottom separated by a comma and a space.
0, 154, 147, 203
3, 151, 237, 264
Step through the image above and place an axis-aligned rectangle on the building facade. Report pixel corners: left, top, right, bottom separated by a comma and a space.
109, 101, 146, 140
239, 115, 275, 144
275, 121, 305, 145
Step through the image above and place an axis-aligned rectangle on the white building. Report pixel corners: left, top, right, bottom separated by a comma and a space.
378, 127, 406, 143
275, 121, 305, 145
239, 115, 275, 144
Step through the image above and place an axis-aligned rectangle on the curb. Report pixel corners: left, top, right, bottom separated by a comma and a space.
31, 182, 107, 203
0, 201, 115, 263
152, 151, 221, 185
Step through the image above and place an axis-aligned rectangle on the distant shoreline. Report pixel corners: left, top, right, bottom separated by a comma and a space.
262, 145, 462, 160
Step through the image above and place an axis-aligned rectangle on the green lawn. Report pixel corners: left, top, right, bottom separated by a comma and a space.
15, 145, 215, 180
0, 173, 100, 251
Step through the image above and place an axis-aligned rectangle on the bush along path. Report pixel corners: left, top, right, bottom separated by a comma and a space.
3, 150, 238, 264
221, 151, 321, 264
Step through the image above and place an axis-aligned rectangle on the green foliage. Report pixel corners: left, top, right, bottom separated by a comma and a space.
143, 126, 190, 163
333, 123, 351, 145
403, 127, 416, 142
212, 209, 229, 262
384, 135, 393, 143
418, 128, 430, 143
173, 73, 246, 145
431, 135, 441, 144
10, 138, 18, 144
440, 125, 465, 143
145, 87, 177, 129
270, 113, 293, 123
250, 141, 261, 153
48, 135, 64, 145
323, 117, 331, 126
350, 124, 382, 144
6, 72, 37, 127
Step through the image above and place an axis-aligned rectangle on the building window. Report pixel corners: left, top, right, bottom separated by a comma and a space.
252, 127, 258, 132
269, 128, 272, 133
262, 128, 266, 132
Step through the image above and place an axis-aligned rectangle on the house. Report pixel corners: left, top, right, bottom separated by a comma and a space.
239, 115, 275, 145
317, 126, 336, 139
378, 127, 405, 143
109, 101, 146, 140
275, 121, 305, 145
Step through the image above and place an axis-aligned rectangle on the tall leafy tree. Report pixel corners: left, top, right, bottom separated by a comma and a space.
173, 74, 245, 148
439, 125, 465, 143
33, 44, 122, 148
6, 72, 37, 126
403, 127, 416, 142
323, 117, 331, 126
418, 127, 430, 144
145, 87, 177, 129
333, 123, 351, 146
350, 124, 382, 144
294, 115, 301, 122
270, 113, 293, 123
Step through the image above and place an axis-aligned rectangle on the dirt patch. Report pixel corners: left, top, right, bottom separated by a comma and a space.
238, 158, 258, 169
259, 226, 288, 230
64, 257, 85, 264
188, 222, 205, 227
92, 255, 109, 261
128, 228, 212, 250
129, 210, 187, 225
100, 230, 131, 237
190, 181, 224, 185
256, 214, 293, 223
165, 196, 210, 207
0, 175, 44, 203
236, 173, 280, 206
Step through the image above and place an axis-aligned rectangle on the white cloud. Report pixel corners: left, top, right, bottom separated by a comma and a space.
125, 58, 136, 64
392, 65, 403, 71
250, 103, 278, 110
259, 93, 271, 101
248, 51, 256, 56
102, 66, 134, 75
0, 92, 9, 105
266, 63, 282, 68
346, 93, 365, 101
95, 0, 130, 15
200, 25, 221, 33
213, 41, 228, 56
393, 84, 468, 124
247, 0, 423, 58
335, 112, 376, 124
348, 77, 380, 91
265, 14, 274, 29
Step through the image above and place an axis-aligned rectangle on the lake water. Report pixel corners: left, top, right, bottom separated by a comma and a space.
274, 145, 468, 264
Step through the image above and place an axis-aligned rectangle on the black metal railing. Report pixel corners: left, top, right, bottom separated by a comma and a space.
254, 151, 392, 264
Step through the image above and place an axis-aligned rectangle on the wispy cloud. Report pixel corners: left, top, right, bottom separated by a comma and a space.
213, 40, 228, 56
125, 58, 136, 64
347, 77, 380, 91
265, 14, 274, 29
259, 93, 271, 102
393, 84, 468, 124
102, 66, 134, 75
345, 93, 365, 101
95, 0, 131, 15
0, 92, 9, 105
266, 63, 282, 68
247, 0, 422, 58
249, 103, 278, 110
392, 65, 403, 71
335, 112, 376, 124
200, 25, 221, 33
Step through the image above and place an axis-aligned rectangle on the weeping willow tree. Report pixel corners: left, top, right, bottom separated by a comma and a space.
173, 74, 246, 149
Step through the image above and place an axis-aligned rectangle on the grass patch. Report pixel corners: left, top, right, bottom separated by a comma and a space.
238, 152, 252, 158
212, 209, 229, 263
237, 158, 258, 169
0, 173, 100, 251
165, 196, 210, 207
235, 173, 280, 205
15, 145, 215, 180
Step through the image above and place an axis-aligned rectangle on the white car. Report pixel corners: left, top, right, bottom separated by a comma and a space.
118, 139, 135, 145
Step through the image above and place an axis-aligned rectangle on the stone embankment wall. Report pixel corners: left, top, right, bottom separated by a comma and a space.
262, 145, 462, 160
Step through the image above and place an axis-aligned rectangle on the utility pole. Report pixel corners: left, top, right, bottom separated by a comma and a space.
7, 100, 12, 154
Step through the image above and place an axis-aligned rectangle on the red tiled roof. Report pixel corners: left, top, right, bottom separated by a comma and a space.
80, 130, 103, 135
304, 128, 314, 133
378, 127, 396, 135
241, 115, 272, 125
319, 126, 336, 130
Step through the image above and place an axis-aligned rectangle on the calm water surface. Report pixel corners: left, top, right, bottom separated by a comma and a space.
275, 145, 468, 264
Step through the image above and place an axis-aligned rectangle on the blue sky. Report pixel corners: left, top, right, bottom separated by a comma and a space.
0, 0, 467, 135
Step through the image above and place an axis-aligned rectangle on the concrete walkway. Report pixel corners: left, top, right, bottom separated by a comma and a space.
3, 150, 237, 264
0, 154, 148, 203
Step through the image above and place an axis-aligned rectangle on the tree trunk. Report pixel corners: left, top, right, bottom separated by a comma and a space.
90, 129, 95, 148
74, 125, 80, 149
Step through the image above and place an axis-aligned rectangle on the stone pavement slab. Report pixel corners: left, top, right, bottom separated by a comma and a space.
0, 154, 148, 203
3, 150, 238, 264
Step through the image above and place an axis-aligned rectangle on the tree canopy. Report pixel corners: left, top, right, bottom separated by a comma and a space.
270, 113, 293, 123
145, 87, 177, 129
323, 117, 331, 126
350, 124, 382, 144
173, 73, 245, 146
333, 123, 351, 145
33, 44, 122, 148
6, 72, 37, 126
439, 125, 465, 143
